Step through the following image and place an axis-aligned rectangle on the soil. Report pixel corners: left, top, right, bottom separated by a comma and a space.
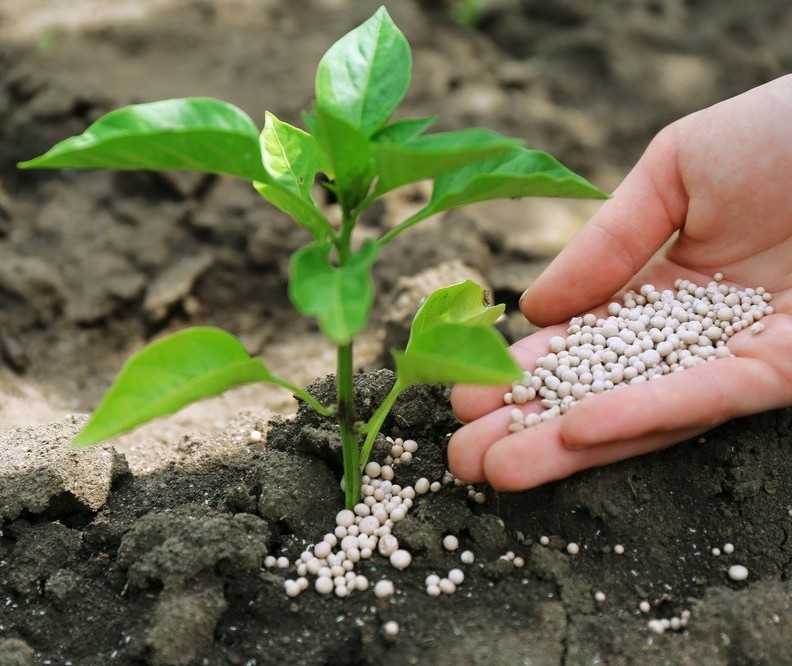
1, 0, 792, 664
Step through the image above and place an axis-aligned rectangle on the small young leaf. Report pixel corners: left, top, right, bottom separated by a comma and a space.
394, 323, 521, 386
73, 327, 275, 448
315, 7, 412, 135
288, 241, 379, 345
408, 280, 504, 347
372, 116, 438, 144
310, 105, 376, 212
372, 129, 521, 196
18, 98, 267, 182
255, 112, 332, 238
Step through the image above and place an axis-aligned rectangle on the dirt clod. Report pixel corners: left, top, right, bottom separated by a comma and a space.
117, 504, 272, 591
0, 416, 129, 523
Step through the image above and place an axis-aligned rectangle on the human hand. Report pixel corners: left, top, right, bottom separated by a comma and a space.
449, 74, 792, 491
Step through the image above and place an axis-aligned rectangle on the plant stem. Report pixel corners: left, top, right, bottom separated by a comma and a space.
336, 342, 360, 509
376, 208, 433, 247
270, 378, 335, 417
359, 379, 404, 470
336, 208, 358, 263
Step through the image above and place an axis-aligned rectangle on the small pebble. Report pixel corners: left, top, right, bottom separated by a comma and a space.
711, 547, 721, 557
613, 544, 625, 555
594, 591, 606, 603
248, 429, 263, 443
723, 542, 735, 554
442, 534, 459, 551
728, 564, 749, 582
639, 600, 651, 614
539, 536, 550, 546
566, 542, 580, 555
460, 550, 475, 564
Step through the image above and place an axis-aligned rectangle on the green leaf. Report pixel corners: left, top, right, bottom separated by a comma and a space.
310, 105, 375, 212
288, 241, 379, 345
19, 98, 267, 182
425, 147, 608, 213
372, 116, 438, 143
372, 129, 521, 196
315, 7, 412, 135
394, 323, 521, 386
379, 147, 608, 243
254, 112, 332, 238
408, 280, 504, 348
73, 327, 275, 448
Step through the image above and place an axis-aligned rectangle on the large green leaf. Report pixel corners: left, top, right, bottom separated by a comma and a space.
372, 129, 521, 196
315, 7, 411, 135
19, 98, 267, 182
372, 116, 438, 144
426, 147, 608, 213
254, 112, 332, 238
310, 105, 375, 212
288, 241, 379, 345
394, 323, 521, 386
73, 327, 275, 448
379, 147, 608, 242
408, 280, 504, 348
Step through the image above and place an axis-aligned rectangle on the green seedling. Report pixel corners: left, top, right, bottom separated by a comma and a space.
19, 7, 606, 508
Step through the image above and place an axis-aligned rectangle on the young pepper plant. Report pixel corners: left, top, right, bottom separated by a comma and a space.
18, 7, 607, 509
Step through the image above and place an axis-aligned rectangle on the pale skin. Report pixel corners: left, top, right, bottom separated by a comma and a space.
449, 74, 792, 491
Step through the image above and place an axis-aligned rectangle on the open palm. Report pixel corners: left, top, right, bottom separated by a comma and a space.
449, 74, 792, 490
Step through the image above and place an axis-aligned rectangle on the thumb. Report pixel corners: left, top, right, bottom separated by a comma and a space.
521, 123, 689, 327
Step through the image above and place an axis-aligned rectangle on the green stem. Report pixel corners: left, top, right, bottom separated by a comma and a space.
337, 208, 358, 262
337, 342, 360, 509
270, 377, 335, 417
359, 379, 405, 471
376, 207, 434, 247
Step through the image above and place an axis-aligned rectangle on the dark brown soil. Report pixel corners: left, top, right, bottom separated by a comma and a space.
2, 0, 792, 664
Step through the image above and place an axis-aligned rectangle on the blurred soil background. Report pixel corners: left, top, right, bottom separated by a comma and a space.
1, 0, 789, 455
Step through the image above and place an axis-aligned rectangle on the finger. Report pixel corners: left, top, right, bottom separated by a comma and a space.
521, 124, 689, 327
451, 324, 568, 423
483, 422, 706, 491
561, 354, 788, 450
448, 402, 543, 483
